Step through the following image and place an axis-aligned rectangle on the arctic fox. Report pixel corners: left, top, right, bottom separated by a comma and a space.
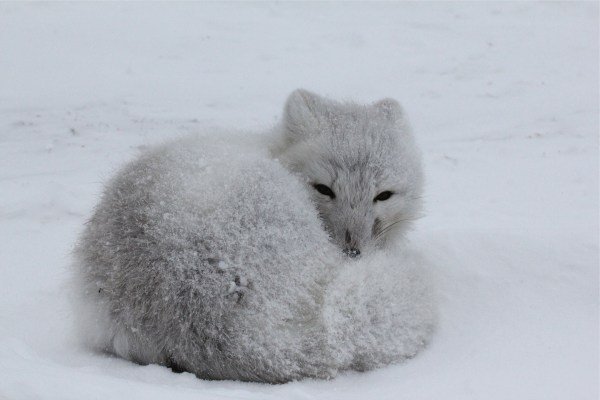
73, 90, 434, 383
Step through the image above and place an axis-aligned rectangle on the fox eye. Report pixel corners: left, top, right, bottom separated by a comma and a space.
313, 184, 336, 199
374, 191, 393, 202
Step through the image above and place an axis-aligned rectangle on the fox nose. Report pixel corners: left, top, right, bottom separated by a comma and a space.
343, 247, 361, 258
343, 230, 361, 258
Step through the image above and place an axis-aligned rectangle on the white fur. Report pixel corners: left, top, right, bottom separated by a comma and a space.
72, 90, 435, 383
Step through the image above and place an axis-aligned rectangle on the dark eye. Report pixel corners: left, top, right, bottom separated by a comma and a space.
374, 191, 393, 202
313, 184, 336, 199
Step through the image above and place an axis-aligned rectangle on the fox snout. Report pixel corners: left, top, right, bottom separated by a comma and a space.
343, 230, 361, 258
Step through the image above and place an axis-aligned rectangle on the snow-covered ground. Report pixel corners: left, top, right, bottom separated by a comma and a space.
0, 2, 597, 399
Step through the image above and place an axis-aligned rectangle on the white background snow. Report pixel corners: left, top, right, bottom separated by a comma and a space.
0, 2, 597, 399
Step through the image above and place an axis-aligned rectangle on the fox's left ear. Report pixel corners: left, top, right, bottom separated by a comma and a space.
374, 98, 404, 123
283, 89, 328, 140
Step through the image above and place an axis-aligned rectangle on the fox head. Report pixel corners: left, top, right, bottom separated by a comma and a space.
272, 89, 424, 257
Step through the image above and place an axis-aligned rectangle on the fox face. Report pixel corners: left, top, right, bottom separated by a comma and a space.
272, 89, 424, 257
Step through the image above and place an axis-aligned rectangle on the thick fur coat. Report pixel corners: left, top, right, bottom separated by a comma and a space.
73, 90, 435, 383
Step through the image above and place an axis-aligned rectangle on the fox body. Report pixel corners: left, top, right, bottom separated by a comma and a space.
73, 90, 433, 383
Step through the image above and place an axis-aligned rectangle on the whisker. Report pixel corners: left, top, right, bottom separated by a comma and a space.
373, 216, 419, 243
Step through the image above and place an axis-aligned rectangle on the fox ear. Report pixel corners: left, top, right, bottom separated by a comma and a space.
283, 89, 325, 139
374, 98, 404, 123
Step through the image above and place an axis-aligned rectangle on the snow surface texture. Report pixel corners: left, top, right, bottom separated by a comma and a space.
72, 118, 435, 383
0, 2, 597, 399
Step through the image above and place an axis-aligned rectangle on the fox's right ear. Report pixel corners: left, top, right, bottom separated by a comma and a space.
282, 89, 324, 140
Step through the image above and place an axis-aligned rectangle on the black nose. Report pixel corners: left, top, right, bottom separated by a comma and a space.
343, 248, 361, 258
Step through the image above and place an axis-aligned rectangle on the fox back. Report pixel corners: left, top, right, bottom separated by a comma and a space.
271, 90, 424, 256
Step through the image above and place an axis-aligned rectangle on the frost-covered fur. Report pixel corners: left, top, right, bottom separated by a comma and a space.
73, 90, 434, 383
271, 90, 423, 254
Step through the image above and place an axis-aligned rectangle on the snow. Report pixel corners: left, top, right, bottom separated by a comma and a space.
0, 2, 597, 399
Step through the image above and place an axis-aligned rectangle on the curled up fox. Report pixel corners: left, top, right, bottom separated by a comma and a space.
73, 89, 435, 383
